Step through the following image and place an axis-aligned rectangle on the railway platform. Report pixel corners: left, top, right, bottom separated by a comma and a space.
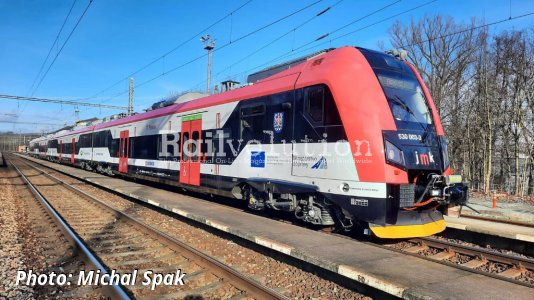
18, 154, 534, 300
454, 194, 534, 224
445, 196, 534, 243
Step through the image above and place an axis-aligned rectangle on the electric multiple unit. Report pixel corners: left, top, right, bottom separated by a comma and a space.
29, 46, 468, 238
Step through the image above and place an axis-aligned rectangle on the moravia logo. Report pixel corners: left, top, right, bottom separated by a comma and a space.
311, 156, 328, 169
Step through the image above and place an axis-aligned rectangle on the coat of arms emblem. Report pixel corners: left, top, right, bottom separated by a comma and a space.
273, 112, 284, 133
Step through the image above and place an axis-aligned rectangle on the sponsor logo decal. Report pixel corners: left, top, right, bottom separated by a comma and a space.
311, 156, 327, 169
250, 151, 265, 168
414, 150, 435, 165
273, 112, 284, 133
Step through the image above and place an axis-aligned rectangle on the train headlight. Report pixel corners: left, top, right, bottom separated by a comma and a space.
385, 140, 405, 167
445, 175, 462, 185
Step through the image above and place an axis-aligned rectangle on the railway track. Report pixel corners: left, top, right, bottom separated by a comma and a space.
458, 214, 534, 229
8, 155, 287, 300
2, 157, 107, 299
16, 153, 534, 296
384, 236, 534, 287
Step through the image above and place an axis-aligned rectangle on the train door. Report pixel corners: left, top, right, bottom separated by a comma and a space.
59, 140, 62, 161
179, 115, 202, 186
118, 130, 129, 173
189, 119, 202, 186
71, 138, 75, 164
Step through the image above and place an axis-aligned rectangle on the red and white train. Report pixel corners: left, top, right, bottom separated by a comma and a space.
29, 46, 468, 238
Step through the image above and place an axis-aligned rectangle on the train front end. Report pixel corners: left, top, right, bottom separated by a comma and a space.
309, 47, 470, 238
360, 48, 468, 238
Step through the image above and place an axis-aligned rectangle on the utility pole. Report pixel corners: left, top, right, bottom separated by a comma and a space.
128, 77, 134, 116
201, 34, 216, 94
74, 106, 80, 122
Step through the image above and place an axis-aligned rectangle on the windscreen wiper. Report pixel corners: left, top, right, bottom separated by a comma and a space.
389, 95, 432, 142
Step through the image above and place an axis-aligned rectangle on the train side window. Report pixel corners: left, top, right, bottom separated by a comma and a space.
305, 86, 325, 123
324, 90, 342, 126
191, 131, 200, 162
80, 134, 91, 148
304, 85, 342, 127
240, 103, 265, 141
164, 134, 178, 158
182, 132, 190, 161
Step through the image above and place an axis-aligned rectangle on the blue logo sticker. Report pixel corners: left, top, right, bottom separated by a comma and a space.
311, 156, 327, 169
273, 112, 284, 133
251, 151, 265, 168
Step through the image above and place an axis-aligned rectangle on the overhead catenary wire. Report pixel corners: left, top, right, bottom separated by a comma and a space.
83, 1, 534, 116
80, 0, 254, 103
189, 0, 346, 91
225, 0, 413, 84
198, 0, 404, 89
30, 0, 94, 96
0, 121, 64, 126
0, 94, 128, 110
90, 0, 435, 107
294, 0, 404, 51
87, 0, 325, 107
279, 0, 436, 64
400, 11, 534, 48
27, 0, 79, 96
281, 2, 534, 64
240, 1, 534, 86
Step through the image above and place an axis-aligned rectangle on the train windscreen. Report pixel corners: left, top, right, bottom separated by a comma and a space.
358, 48, 433, 127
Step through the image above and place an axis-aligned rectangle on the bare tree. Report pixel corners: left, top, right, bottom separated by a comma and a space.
388, 15, 534, 196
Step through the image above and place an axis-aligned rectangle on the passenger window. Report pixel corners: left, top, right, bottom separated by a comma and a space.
166, 134, 177, 157
304, 85, 342, 127
305, 86, 324, 123
240, 103, 265, 141
191, 131, 199, 162
182, 132, 190, 161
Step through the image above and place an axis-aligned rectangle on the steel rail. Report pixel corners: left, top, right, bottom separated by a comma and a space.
8, 158, 131, 300
14, 156, 288, 300
413, 237, 534, 270
373, 240, 534, 288
394, 237, 534, 288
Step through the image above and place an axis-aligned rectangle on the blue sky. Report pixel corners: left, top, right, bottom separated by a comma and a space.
1, 0, 533, 133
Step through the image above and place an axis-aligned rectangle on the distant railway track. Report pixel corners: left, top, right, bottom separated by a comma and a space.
383, 236, 534, 288
8, 154, 287, 300
458, 214, 534, 229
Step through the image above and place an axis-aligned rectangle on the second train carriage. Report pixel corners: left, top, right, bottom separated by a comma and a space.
29, 46, 469, 238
